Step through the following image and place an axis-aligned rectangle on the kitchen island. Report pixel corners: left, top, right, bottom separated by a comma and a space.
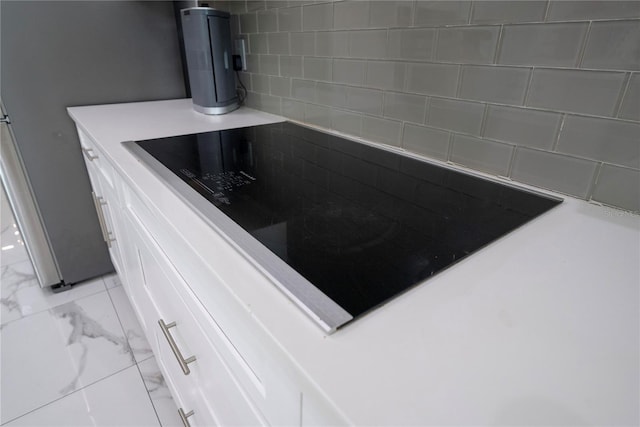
69, 98, 639, 426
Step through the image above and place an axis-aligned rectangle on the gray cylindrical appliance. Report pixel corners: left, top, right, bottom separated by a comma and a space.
181, 7, 238, 115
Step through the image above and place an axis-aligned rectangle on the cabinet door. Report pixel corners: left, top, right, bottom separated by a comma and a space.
127, 208, 267, 427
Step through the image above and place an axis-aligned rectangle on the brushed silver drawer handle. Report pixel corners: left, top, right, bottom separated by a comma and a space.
158, 319, 196, 375
91, 193, 115, 248
82, 147, 99, 161
178, 408, 194, 427
91, 192, 111, 247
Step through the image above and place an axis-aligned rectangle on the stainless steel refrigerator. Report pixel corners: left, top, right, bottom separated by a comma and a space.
0, 1, 189, 289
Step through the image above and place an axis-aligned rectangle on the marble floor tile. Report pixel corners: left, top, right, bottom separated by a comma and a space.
1, 290, 135, 423
1, 186, 30, 267
103, 272, 123, 289
1, 261, 106, 327
139, 356, 183, 426
108, 285, 153, 363
4, 365, 161, 426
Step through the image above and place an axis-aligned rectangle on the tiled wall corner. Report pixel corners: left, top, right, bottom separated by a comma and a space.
211, 0, 640, 213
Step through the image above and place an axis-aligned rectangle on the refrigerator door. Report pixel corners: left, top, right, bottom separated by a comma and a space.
0, 1, 186, 286
0, 103, 61, 287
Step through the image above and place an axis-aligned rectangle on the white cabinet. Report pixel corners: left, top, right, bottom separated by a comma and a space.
78, 131, 124, 276
75, 128, 345, 426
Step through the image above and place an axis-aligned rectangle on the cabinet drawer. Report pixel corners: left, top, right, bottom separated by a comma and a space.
123, 180, 302, 426
128, 207, 267, 427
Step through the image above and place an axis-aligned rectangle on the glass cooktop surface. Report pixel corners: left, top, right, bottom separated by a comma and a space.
129, 122, 561, 331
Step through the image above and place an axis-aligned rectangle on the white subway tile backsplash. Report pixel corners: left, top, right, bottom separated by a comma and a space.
526, 68, 626, 116
332, 59, 366, 85
290, 32, 315, 56
557, 115, 640, 169
269, 76, 291, 97
257, 9, 278, 32
291, 78, 316, 102
331, 109, 363, 136
259, 54, 280, 75
414, 1, 472, 26
471, 1, 547, 24
281, 98, 305, 121
362, 116, 402, 146
346, 86, 383, 115
316, 82, 348, 108
451, 135, 514, 176
498, 22, 589, 67
582, 20, 640, 71
334, 1, 369, 30
278, 6, 302, 32
459, 65, 530, 104
247, 1, 266, 13
305, 103, 331, 128
348, 30, 388, 59
511, 148, 599, 198
402, 124, 450, 160
316, 31, 349, 57
388, 28, 436, 61
427, 98, 485, 136
365, 61, 406, 91
303, 3, 333, 31
484, 105, 562, 150
407, 63, 460, 97
547, 1, 640, 22
436, 26, 500, 64
369, 1, 413, 28
279, 55, 303, 77
249, 33, 268, 54
251, 74, 270, 93
240, 13, 258, 34
245, 54, 260, 73
238, 0, 639, 212
383, 92, 427, 124
619, 73, 640, 122
304, 57, 332, 81
591, 164, 640, 212
268, 32, 289, 55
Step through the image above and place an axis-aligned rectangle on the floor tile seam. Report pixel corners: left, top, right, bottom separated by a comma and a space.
132, 357, 164, 427
0, 364, 137, 426
105, 285, 139, 363
0, 287, 109, 330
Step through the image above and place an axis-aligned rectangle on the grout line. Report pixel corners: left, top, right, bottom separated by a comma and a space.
446, 132, 455, 162
493, 25, 504, 65
1, 364, 137, 426
552, 114, 566, 151
432, 28, 440, 61
467, 1, 474, 25
586, 162, 604, 201
455, 64, 463, 98
613, 72, 633, 118
479, 103, 489, 137
423, 96, 431, 125
132, 360, 164, 427
411, 0, 417, 27
576, 21, 593, 68
543, 0, 552, 22
506, 146, 518, 178
522, 67, 536, 106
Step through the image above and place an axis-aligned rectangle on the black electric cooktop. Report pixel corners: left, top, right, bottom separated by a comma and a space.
127, 122, 561, 332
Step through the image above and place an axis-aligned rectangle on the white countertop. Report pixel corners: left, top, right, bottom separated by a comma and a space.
69, 98, 640, 425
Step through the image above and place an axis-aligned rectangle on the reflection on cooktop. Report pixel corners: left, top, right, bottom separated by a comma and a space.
133, 122, 562, 328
